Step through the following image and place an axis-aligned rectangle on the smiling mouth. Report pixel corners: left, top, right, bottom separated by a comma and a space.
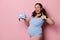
37, 10, 39, 11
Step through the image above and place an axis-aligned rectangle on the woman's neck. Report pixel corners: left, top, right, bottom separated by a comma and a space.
35, 13, 41, 18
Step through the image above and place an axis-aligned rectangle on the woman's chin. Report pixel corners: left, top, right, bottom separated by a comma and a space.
35, 11, 40, 14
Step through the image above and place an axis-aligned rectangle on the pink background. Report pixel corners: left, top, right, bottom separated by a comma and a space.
0, 0, 60, 40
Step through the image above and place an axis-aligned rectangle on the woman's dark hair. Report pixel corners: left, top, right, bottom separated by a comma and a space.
32, 3, 48, 18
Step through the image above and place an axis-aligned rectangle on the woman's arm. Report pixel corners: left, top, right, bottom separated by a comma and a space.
44, 17, 55, 25
24, 18, 30, 27
18, 17, 30, 27
41, 13, 55, 25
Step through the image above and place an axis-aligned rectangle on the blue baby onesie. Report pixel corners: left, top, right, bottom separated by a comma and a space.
28, 16, 44, 37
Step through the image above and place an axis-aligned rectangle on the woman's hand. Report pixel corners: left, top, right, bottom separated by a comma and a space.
18, 18, 30, 27
18, 18, 26, 21
41, 13, 55, 25
41, 13, 47, 19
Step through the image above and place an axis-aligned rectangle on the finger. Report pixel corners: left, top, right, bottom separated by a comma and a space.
18, 18, 20, 21
42, 13, 44, 16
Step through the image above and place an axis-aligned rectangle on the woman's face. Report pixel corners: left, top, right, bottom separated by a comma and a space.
35, 5, 42, 14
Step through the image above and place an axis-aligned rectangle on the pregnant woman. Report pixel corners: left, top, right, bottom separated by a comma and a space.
18, 3, 55, 40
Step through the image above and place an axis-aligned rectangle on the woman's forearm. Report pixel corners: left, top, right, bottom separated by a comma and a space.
45, 18, 55, 25
24, 18, 29, 27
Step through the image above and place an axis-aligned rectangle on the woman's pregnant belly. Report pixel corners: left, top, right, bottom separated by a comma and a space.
28, 25, 42, 36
